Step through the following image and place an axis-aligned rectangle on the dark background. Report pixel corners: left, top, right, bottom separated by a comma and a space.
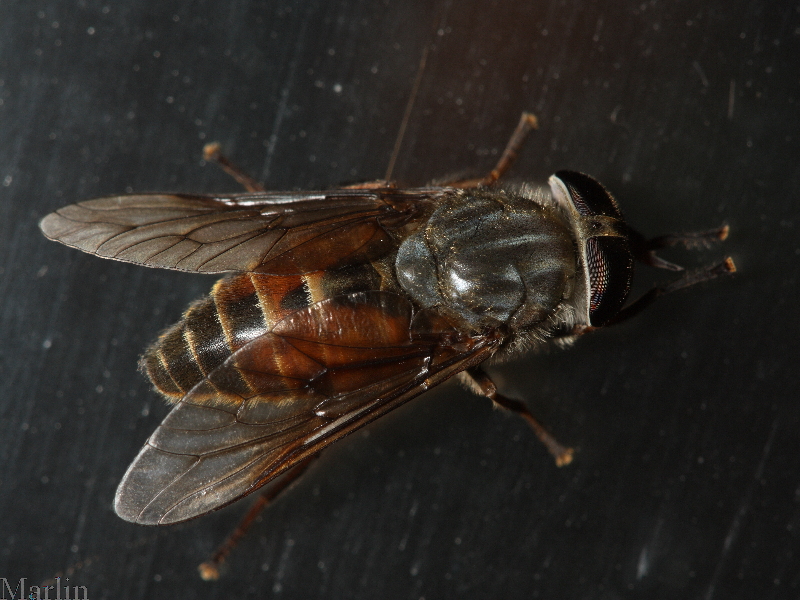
1, 1, 798, 598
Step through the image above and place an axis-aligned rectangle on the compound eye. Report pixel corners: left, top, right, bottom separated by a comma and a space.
585, 236, 632, 326
553, 171, 634, 326
554, 170, 624, 219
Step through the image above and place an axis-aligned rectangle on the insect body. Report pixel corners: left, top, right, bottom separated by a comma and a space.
39, 114, 733, 540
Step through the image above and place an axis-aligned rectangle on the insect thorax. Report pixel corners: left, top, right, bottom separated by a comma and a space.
395, 189, 578, 334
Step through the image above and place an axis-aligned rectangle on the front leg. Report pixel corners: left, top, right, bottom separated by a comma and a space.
606, 257, 736, 327
627, 224, 730, 271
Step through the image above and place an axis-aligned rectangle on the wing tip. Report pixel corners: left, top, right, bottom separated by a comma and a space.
114, 468, 161, 525
39, 211, 67, 240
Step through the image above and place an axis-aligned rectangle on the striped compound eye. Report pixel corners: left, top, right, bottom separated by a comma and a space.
552, 171, 634, 327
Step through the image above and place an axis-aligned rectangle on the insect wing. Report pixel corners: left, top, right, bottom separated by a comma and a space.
115, 290, 499, 525
39, 189, 438, 274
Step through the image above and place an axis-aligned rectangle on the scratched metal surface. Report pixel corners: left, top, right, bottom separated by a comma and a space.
1, 0, 797, 598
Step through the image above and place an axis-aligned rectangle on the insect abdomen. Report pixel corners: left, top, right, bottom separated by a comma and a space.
142, 264, 386, 402
142, 274, 267, 401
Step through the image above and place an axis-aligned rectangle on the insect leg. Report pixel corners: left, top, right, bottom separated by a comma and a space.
446, 112, 540, 189
480, 112, 540, 186
628, 224, 730, 271
605, 257, 736, 327
463, 366, 574, 467
646, 224, 730, 251
197, 455, 319, 581
202, 142, 266, 192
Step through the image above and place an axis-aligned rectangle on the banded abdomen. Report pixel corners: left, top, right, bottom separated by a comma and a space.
142, 262, 388, 403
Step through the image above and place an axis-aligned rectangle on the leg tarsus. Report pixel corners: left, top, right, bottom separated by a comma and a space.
606, 257, 736, 327
647, 225, 729, 251
203, 142, 266, 192
627, 224, 730, 271
464, 366, 574, 467
197, 455, 318, 581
